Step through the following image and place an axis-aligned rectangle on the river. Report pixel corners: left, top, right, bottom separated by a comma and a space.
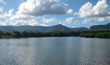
0, 37, 110, 65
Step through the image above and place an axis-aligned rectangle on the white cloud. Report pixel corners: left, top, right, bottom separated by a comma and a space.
42, 17, 56, 23
7, 9, 14, 16
0, 0, 6, 4
10, 0, 70, 22
0, 7, 3, 13
0, 7, 6, 19
67, 9, 73, 14
10, 15, 34, 20
82, 19, 91, 24
0, 7, 39, 26
0, 19, 39, 26
0, 0, 3, 2
0, 9, 14, 20
0, 8, 15, 19
17, 0, 68, 17
40, 24, 48, 26
76, 0, 110, 22
0, 0, 72, 26
14, 19, 39, 26
73, 20, 80, 24
66, 17, 74, 23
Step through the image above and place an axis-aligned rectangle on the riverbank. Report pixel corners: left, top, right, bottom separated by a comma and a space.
80, 32, 110, 39
0, 31, 110, 39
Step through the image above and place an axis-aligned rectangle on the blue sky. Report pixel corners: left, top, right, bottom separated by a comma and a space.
0, 0, 110, 28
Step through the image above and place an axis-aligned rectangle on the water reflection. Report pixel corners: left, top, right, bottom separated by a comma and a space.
80, 38, 110, 65
0, 37, 110, 65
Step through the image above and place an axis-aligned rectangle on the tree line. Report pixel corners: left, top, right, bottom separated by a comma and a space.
80, 32, 110, 38
0, 30, 110, 38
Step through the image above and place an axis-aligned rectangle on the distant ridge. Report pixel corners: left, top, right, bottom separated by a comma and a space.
0, 24, 88, 32
0, 23, 110, 32
90, 23, 110, 30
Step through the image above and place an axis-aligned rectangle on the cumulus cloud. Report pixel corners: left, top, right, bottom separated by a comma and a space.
10, 0, 70, 22
0, 19, 39, 26
10, 15, 34, 20
66, 17, 74, 23
76, 0, 110, 22
82, 19, 91, 24
7, 9, 14, 17
0, 7, 6, 19
0, 7, 39, 26
67, 9, 73, 14
0, 0, 6, 4
14, 19, 39, 26
73, 20, 80, 24
42, 17, 56, 23
0, 0, 71, 26
0, 7, 3, 15
40, 24, 48, 26
17, 0, 68, 17
0, 8, 15, 19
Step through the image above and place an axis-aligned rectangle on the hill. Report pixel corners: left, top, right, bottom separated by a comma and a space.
0, 24, 88, 32
90, 23, 110, 30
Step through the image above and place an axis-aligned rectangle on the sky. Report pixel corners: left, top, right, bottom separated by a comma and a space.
0, 0, 110, 28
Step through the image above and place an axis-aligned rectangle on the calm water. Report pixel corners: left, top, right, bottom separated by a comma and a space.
0, 37, 110, 65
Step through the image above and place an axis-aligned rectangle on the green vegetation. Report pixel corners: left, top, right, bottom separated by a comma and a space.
0, 31, 82, 38
0, 30, 110, 39
80, 33, 95, 38
80, 32, 110, 38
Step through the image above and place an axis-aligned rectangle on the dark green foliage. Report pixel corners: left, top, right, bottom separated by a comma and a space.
80, 32, 110, 38
11, 31, 21, 38
80, 33, 95, 38
1, 32, 11, 38
90, 23, 110, 30
95, 32, 110, 38
0, 23, 110, 38
0, 30, 110, 38
21, 31, 29, 37
0, 31, 3, 38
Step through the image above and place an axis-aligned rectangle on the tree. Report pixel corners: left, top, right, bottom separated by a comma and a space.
0, 31, 3, 38
11, 31, 21, 38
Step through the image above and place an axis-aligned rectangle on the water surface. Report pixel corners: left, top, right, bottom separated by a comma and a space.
0, 37, 110, 65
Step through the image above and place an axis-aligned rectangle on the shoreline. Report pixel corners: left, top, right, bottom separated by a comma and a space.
0, 36, 110, 39
0, 31, 110, 39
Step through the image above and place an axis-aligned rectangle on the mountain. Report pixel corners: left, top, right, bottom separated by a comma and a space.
0, 24, 88, 32
1, 23, 110, 32
45, 24, 70, 32
90, 23, 110, 30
